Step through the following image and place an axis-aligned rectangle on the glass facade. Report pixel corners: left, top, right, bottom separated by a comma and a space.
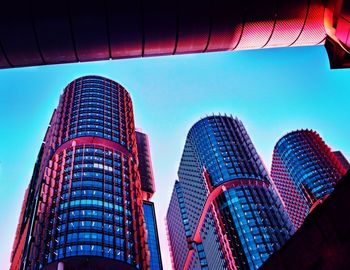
45, 146, 136, 264
271, 130, 347, 229
218, 184, 290, 268
143, 202, 163, 270
167, 115, 294, 270
136, 130, 156, 199
55, 76, 135, 151
10, 76, 160, 270
166, 181, 208, 270
187, 116, 269, 186
166, 182, 191, 270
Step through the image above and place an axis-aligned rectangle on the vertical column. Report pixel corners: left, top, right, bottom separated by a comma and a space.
57, 262, 64, 270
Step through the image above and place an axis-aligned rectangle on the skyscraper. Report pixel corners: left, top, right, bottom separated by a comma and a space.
136, 130, 156, 201
136, 130, 163, 270
271, 130, 348, 229
332, 151, 350, 172
10, 75, 161, 270
166, 115, 294, 270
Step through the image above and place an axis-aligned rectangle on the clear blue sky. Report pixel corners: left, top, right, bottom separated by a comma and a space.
0, 45, 349, 269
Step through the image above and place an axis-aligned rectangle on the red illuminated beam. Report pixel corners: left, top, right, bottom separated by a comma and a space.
0, 0, 348, 68
183, 177, 271, 270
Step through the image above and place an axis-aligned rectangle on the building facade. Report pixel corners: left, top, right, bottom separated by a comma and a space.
136, 130, 163, 270
271, 130, 348, 229
10, 75, 162, 270
332, 151, 350, 172
166, 115, 294, 270
260, 171, 350, 270
136, 130, 156, 201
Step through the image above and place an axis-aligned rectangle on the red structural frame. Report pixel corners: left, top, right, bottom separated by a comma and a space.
182, 170, 271, 270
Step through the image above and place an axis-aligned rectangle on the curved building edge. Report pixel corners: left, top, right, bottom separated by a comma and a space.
9, 75, 159, 270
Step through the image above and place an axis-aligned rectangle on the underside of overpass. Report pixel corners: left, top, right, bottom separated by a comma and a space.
0, 0, 349, 69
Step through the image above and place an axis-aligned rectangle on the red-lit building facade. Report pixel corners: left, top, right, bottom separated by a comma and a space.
260, 171, 350, 270
270, 130, 348, 229
10, 75, 162, 270
332, 150, 350, 172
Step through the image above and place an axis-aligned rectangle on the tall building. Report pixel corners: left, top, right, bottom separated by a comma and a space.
136, 130, 163, 270
260, 171, 350, 270
10, 75, 162, 270
332, 151, 350, 172
136, 130, 156, 201
166, 115, 294, 270
271, 130, 348, 229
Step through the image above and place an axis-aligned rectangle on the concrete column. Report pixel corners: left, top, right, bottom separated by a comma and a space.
57, 262, 64, 270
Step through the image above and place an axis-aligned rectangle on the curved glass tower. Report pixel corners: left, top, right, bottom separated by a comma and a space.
167, 115, 294, 270
10, 76, 160, 270
271, 129, 348, 229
